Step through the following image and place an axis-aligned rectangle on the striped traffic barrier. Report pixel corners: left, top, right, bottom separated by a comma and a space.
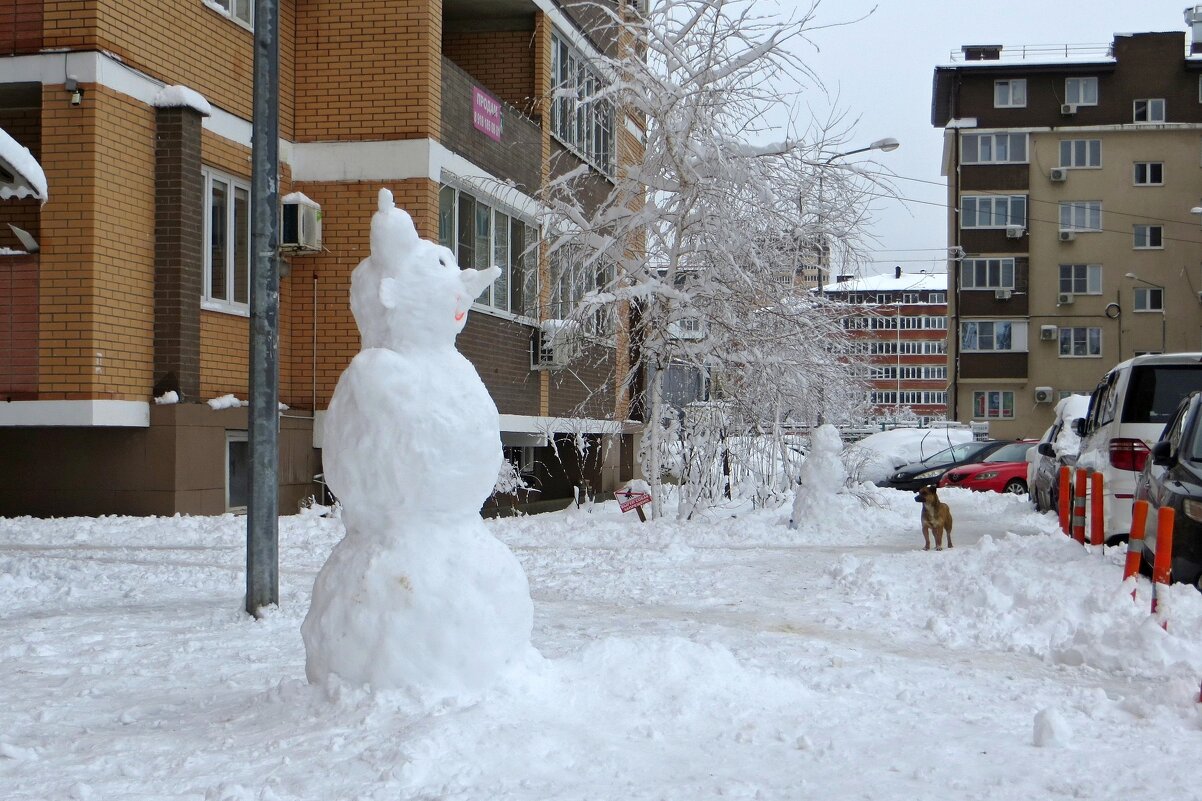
1090, 471, 1104, 547
1072, 469, 1088, 544
1124, 500, 1149, 599
1058, 465, 1071, 535
1151, 506, 1175, 628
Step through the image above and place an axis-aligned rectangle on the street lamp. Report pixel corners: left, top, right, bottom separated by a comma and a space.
1124, 272, 1166, 354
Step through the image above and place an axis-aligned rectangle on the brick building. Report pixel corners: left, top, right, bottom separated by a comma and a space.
932, 29, 1202, 439
822, 269, 950, 422
0, 0, 641, 515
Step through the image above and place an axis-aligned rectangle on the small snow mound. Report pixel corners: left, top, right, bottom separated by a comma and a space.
1033, 707, 1072, 747
207, 394, 244, 410
154, 390, 179, 405
152, 85, 213, 117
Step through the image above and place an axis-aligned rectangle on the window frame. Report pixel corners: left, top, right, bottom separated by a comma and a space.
972, 390, 1015, 420
1133, 162, 1164, 186
1133, 98, 1166, 123
1133, 286, 1164, 312
226, 430, 249, 513
1058, 326, 1103, 358
1059, 139, 1101, 169
993, 79, 1027, 108
1133, 224, 1164, 250
202, 168, 252, 316
1058, 201, 1102, 233
1058, 263, 1102, 296
960, 257, 1016, 290
960, 194, 1027, 230
961, 132, 1029, 165
205, 0, 253, 30
550, 31, 615, 177
960, 320, 1025, 353
1065, 77, 1099, 106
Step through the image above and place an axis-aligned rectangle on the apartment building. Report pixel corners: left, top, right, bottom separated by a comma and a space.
0, 0, 641, 516
823, 268, 950, 423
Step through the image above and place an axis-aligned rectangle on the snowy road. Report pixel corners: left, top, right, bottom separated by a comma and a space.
2, 488, 1202, 800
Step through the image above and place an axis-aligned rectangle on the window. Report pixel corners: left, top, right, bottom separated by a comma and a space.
438, 184, 538, 318
226, 431, 249, 512
870, 366, 897, 379
994, 79, 1027, 108
551, 32, 615, 176
1058, 264, 1102, 295
1133, 225, 1163, 249
1059, 327, 1102, 357
973, 390, 1015, 420
203, 169, 250, 313
550, 241, 616, 339
1059, 201, 1102, 232
1134, 99, 1165, 123
960, 258, 1015, 290
902, 292, 919, 304
1134, 287, 1163, 312
961, 320, 1024, 352
928, 292, 946, 304
925, 365, 948, 380
1059, 139, 1101, 168
1134, 162, 1163, 185
876, 292, 890, 304
1065, 77, 1098, 106
208, 0, 252, 27
900, 366, 921, 380
961, 195, 1026, 229
962, 132, 1028, 164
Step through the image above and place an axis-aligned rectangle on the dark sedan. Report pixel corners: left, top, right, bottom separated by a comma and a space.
879, 439, 1015, 492
1133, 391, 1202, 590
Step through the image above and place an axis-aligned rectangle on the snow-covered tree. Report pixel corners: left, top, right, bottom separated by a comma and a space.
541, 0, 889, 516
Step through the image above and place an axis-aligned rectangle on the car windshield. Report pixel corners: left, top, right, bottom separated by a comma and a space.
984, 442, 1032, 463
921, 440, 990, 466
1122, 364, 1202, 425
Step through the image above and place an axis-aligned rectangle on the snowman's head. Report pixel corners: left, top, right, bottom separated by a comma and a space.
352, 188, 499, 351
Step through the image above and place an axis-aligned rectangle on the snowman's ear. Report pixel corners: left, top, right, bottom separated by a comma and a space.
379, 276, 401, 309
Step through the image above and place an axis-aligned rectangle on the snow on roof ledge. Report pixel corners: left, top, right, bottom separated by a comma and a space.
0, 126, 48, 203
152, 85, 213, 117
282, 191, 320, 207
945, 118, 978, 129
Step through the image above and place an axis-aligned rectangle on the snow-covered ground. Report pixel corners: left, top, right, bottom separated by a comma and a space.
3, 486, 1202, 800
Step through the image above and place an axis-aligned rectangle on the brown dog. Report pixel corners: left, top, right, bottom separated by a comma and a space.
915, 485, 954, 551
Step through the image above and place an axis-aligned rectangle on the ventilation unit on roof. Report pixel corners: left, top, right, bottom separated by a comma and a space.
280, 195, 322, 253
1034, 387, 1055, 403
1057, 292, 1075, 305
1049, 167, 1068, 182
1061, 103, 1078, 115
1005, 225, 1024, 239
1058, 230, 1076, 242
994, 288, 1012, 300
1040, 325, 1058, 341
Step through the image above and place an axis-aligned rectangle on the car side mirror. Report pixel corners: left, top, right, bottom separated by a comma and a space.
1150, 440, 1174, 467
1037, 442, 1056, 458
1074, 417, 1087, 437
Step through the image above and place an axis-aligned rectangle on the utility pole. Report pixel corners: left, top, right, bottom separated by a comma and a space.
246, 0, 280, 616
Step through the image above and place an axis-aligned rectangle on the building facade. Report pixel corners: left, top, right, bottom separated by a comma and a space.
823, 269, 950, 423
931, 31, 1202, 440
0, 0, 641, 516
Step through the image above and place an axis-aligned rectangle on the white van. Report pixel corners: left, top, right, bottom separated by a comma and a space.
1074, 353, 1202, 543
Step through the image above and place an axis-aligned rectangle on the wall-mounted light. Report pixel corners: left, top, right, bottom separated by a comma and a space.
65, 76, 82, 106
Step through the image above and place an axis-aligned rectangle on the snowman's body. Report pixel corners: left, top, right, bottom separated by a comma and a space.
302, 190, 532, 699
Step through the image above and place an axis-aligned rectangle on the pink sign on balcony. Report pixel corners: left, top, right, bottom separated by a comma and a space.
472, 86, 503, 142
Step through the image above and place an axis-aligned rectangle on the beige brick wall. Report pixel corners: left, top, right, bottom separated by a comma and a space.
294, 0, 440, 142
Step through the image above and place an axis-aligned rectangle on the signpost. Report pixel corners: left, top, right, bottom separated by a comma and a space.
617, 486, 652, 522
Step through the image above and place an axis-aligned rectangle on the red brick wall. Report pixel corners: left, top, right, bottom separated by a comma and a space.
0, 253, 38, 399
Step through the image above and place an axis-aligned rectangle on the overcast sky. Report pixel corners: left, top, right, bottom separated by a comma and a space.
773, 0, 1191, 277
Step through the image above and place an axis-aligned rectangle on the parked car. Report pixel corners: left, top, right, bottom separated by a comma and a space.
879, 439, 1014, 492
1029, 394, 1090, 513
1133, 391, 1202, 590
1074, 353, 1202, 543
939, 440, 1037, 494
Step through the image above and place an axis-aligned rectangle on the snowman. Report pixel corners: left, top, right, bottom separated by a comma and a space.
301, 189, 533, 700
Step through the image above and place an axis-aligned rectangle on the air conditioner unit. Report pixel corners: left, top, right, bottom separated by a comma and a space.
531, 320, 581, 370
1034, 386, 1055, 403
1005, 225, 1024, 239
280, 194, 322, 253
1061, 103, 1078, 115
1057, 292, 1075, 305
1049, 167, 1069, 182
1058, 230, 1076, 242
1040, 324, 1058, 341
994, 288, 1013, 300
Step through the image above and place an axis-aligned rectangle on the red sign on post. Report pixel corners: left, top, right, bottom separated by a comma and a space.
618, 490, 652, 513
472, 87, 503, 142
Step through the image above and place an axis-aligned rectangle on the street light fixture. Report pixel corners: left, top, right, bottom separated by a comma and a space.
1124, 272, 1166, 354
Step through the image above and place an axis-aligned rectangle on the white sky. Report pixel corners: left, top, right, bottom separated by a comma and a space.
776, 0, 1191, 276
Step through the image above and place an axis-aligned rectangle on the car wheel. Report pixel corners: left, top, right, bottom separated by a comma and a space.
1004, 479, 1027, 495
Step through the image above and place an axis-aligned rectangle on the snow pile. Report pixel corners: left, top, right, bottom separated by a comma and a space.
154, 391, 179, 405
151, 85, 213, 117
207, 394, 244, 410
302, 189, 532, 701
847, 426, 974, 483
